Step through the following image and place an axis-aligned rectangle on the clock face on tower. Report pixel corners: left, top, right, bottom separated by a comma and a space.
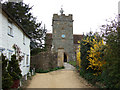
61, 34, 65, 38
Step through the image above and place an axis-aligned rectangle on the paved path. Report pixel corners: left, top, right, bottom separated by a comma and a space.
27, 63, 93, 88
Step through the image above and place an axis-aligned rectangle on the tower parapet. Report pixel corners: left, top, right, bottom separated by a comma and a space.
53, 14, 73, 22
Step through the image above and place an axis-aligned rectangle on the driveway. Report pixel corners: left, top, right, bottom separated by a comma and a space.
27, 63, 94, 88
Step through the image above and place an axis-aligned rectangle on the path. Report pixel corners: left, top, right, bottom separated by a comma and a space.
27, 63, 94, 88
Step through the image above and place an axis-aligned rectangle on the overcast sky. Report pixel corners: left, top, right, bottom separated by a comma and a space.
8, 0, 120, 34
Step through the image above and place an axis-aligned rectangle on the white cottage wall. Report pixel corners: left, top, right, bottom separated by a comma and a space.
0, 11, 30, 76
0, 10, 2, 48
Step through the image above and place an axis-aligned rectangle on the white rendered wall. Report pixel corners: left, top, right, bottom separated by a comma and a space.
0, 11, 30, 76
0, 10, 2, 48
118, 1, 120, 22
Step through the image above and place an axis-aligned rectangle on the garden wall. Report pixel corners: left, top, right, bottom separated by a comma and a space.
30, 51, 58, 71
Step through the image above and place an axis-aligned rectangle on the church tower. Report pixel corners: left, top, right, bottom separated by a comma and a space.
52, 8, 74, 63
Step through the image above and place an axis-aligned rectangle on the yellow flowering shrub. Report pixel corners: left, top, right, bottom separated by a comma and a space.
77, 50, 81, 68
87, 38, 105, 75
76, 41, 81, 68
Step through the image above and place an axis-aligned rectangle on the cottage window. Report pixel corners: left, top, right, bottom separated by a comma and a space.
7, 49, 13, 61
23, 53, 25, 67
26, 55, 29, 65
23, 34, 25, 45
8, 52, 12, 60
8, 20, 13, 37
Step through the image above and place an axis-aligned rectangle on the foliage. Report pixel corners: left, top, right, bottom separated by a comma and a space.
2, 54, 13, 89
2, 44, 24, 89
68, 61, 76, 67
100, 18, 120, 88
35, 66, 64, 73
31, 47, 47, 56
76, 41, 81, 68
2, 2, 47, 50
79, 32, 106, 86
87, 37, 105, 75
7, 54, 22, 80
80, 32, 95, 73
13, 44, 24, 61
2, 73, 13, 89
79, 18, 120, 88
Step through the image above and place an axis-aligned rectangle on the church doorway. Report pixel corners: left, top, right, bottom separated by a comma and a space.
64, 53, 67, 62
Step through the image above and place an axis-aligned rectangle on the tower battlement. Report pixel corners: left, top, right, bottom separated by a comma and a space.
53, 14, 73, 21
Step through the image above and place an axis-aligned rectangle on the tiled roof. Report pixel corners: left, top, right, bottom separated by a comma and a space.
73, 34, 83, 44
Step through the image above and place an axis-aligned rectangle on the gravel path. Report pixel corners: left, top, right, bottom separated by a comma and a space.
27, 63, 94, 88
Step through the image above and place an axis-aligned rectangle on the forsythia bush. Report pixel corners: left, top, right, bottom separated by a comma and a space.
80, 34, 93, 72
87, 38, 105, 75
79, 32, 106, 85
76, 41, 81, 68
79, 19, 120, 88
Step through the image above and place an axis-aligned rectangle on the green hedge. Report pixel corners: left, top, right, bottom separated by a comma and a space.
35, 66, 64, 73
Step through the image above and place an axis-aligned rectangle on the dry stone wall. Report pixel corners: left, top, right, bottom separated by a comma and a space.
30, 52, 58, 71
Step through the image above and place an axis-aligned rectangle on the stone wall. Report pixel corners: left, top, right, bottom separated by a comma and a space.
30, 52, 58, 71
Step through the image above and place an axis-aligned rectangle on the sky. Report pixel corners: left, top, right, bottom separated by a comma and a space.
2, 0, 120, 34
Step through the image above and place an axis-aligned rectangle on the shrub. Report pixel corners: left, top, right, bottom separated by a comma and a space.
2, 54, 13, 89
100, 19, 120, 88
76, 41, 81, 68
31, 48, 47, 56
79, 32, 106, 87
80, 33, 95, 73
68, 61, 76, 67
87, 38, 105, 75
2, 73, 13, 89
35, 66, 64, 73
7, 54, 22, 80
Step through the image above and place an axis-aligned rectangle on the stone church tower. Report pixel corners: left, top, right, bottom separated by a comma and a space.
52, 8, 75, 64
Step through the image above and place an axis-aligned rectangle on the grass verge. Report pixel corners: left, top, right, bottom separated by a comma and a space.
68, 61, 76, 67
35, 66, 65, 73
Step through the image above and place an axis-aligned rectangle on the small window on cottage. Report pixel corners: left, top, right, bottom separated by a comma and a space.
23, 53, 25, 66
23, 34, 25, 45
8, 52, 12, 60
8, 20, 13, 37
26, 55, 29, 65
7, 49, 13, 61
